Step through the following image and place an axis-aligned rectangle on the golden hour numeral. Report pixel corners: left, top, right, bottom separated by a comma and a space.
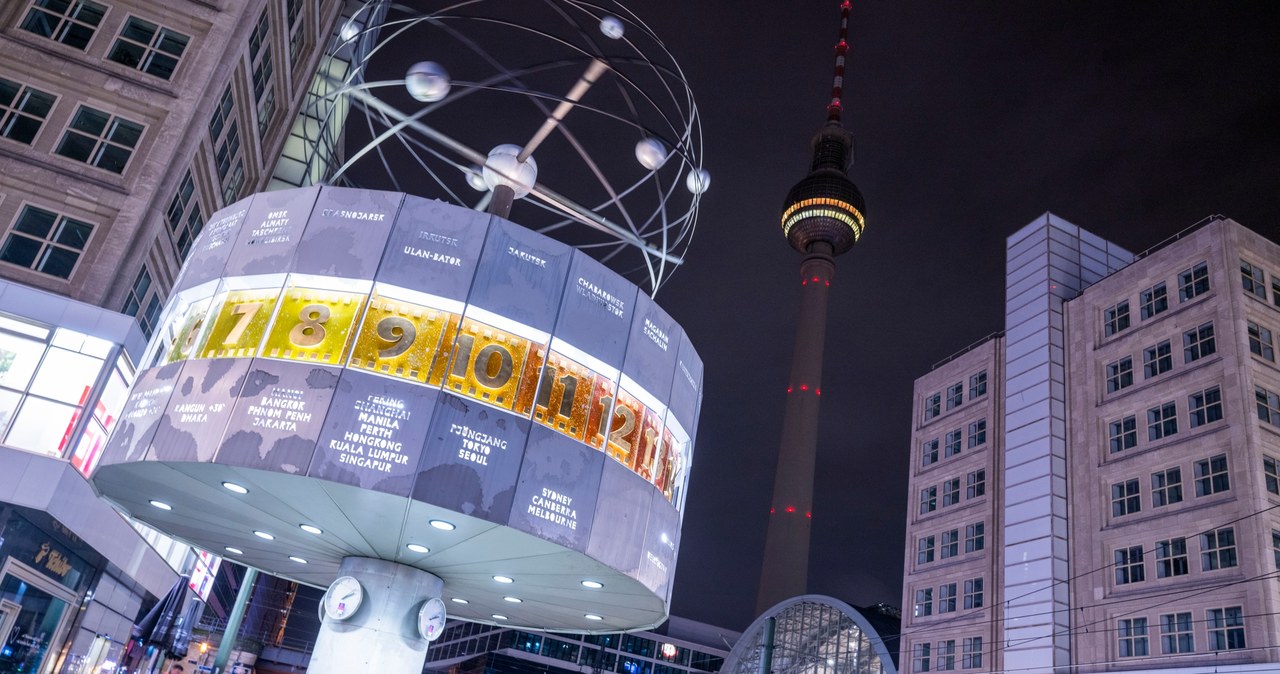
225, 302, 263, 345
375, 316, 416, 358
289, 303, 330, 347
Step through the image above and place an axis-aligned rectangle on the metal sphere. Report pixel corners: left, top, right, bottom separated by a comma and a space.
406, 61, 451, 102
465, 165, 487, 191
482, 144, 539, 198
340, 20, 359, 42
685, 169, 711, 195
635, 138, 668, 170
600, 16, 625, 39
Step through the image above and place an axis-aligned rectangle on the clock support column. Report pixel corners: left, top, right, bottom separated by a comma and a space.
308, 557, 444, 674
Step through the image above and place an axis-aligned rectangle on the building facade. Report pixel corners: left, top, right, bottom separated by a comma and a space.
901, 215, 1280, 674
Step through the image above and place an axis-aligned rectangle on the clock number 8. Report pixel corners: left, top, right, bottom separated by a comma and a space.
290, 304, 330, 347
375, 316, 417, 358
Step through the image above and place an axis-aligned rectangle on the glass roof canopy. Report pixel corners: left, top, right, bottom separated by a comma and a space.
723, 596, 898, 674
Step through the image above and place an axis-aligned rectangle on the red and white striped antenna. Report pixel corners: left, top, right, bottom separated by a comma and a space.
826, 0, 851, 123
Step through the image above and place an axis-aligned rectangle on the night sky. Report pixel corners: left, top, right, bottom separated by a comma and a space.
612, 1, 1280, 632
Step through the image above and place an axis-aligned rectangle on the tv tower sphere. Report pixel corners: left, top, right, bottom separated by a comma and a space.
780, 125, 866, 255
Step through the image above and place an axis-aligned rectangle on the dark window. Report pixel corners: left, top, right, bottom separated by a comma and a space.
20, 0, 105, 50
1248, 321, 1274, 361
1182, 322, 1215, 363
1178, 262, 1209, 301
0, 78, 56, 145
1265, 455, 1279, 495
966, 469, 985, 499
1160, 613, 1194, 654
963, 579, 983, 609
1143, 340, 1173, 378
1109, 416, 1137, 453
1155, 538, 1188, 578
1104, 301, 1130, 336
1207, 607, 1245, 651
961, 638, 982, 669
937, 585, 956, 614
967, 419, 986, 448
924, 393, 941, 421
1189, 387, 1223, 428
1111, 479, 1140, 517
919, 486, 936, 515
166, 171, 203, 258
1114, 546, 1144, 585
914, 589, 932, 618
1117, 618, 1148, 657
1151, 467, 1182, 507
921, 439, 939, 466
1106, 356, 1133, 393
939, 529, 958, 559
1140, 282, 1167, 319
941, 479, 959, 507
56, 106, 144, 173
1200, 527, 1237, 571
107, 16, 189, 79
1241, 261, 1267, 299
1257, 386, 1280, 427
1194, 454, 1229, 496
946, 382, 963, 410
944, 429, 961, 458
964, 522, 984, 553
1147, 402, 1177, 441
917, 536, 935, 564
0, 204, 92, 278
969, 371, 987, 399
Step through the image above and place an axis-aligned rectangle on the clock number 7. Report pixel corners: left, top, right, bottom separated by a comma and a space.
224, 302, 263, 346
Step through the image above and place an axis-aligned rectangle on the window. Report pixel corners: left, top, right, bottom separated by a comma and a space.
966, 469, 985, 499
167, 171, 204, 259
1104, 301, 1131, 336
924, 393, 941, 421
1248, 321, 1274, 361
1182, 322, 1215, 363
919, 486, 937, 515
55, 106, 144, 173
1273, 530, 1280, 569
1160, 612, 1193, 654
914, 589, 933, 618
967, 419, 986, 448
1188, 387, 1223, 428
944, 429, 962, 458
1109, 416, 1137, 453
1117, 618, 1148, 657
961, 638, 982, 669
917, 536, 935, 564
964, 522, 984, 553
1114, 546, 1144, 585
1106, 356, 1133, 393
1140, 282, 1167, 319
121, 266, 162, 338
107, 16, 189, 79
1200, 527, 1237, 570
249, 9, 276, 137
286, 0, 306, 65
1194, 454, 1229, 496
1147, 402, 1177, 441
940, 529, 958, 559
921, 439, 939, 467
935, 640, 955, 671
1156, 538, 1188, 578
963, 578, 983, 609
1241, 261, 1266, 299
0, 205, 92, 279
1151, 467, 1182, 507
1274, 278, 1280, 309
1179, 262, 1209, 301
912, 643, 931, 672
969, 371, 986, 399
209, 85, 244, 203
1265, 455, 1279, 495
20, 0, 105, 49
0, 78, 55, 144
942, 479, 960, 507
1111, 479, 1141, 517
1207, 607, 1245, 651
1143, 340, 1172, 378
1257, 386, 1280, 427
946, 383, 963, 410
937, 585, 956, 614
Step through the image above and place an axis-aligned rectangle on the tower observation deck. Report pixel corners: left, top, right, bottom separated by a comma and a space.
757, 0, 867, 614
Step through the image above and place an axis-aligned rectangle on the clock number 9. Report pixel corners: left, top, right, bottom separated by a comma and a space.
375, 316, 417, 358
289, 304, 330, 347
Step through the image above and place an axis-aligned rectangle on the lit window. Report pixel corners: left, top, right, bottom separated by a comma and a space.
1109, 416, 1137, 453
1151, 467, 1182, 507
56, 106, 143, 173
1265, 455, 1279, 495
1256, 386, 1280, 427
964, 522, 984, 553
167, 170, 204, 258
1155, 538, 1188, 578
0, 78, 56, 145
961, 638, 981, 669
944, 429, 962, 458
1104, 301, 1130, 337
912, 643, 931, 673
916, 536, 935, 565
968, 371, 986, 399
1206, 607, 1245, 651
1106, 356, 1133, 393
1248, 321, 1274, 361
1117, 618, 1148, 657
1147, 402, 1177, 441
946, 382, 962, 410
1160, 612, 1194, 654
924, 393, 941, 421
20, 0, 105, 50
0, 205, 92, 279
1189, 387, 1223, 428
939, 529, 958, 559
965, 469, 985, 499
962, 578, 983, 609
1140, 282, 1167, 319
1114, 546, 1144, 585
937, 585, 956, 615
1178, 262, 1210, 302
1111, 479, 1140, 517
1143, 340, 1172, 378
107, 16, 189, 79
942, 479, 960, 507
935, 640, 955, 671
1241, 260, 1267, 300
1194, 454, 1229, 496
913, 589, 933, 618
1182, 322, 1215, 363
1200, 527, 1237, 571
919, 486, 936, 515
967, 419, 986, 448
921, 439, 939, 467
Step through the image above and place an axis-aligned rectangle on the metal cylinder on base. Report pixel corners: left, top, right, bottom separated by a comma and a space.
309, 557, 443, 674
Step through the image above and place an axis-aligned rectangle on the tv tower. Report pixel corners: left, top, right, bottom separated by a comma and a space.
756, 0, 867, 613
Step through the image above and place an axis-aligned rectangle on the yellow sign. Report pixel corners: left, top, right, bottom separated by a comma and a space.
349, 295, 457, 384
198, 289, 282, 359
444, 318, 544, 414
262, 288, 366, 364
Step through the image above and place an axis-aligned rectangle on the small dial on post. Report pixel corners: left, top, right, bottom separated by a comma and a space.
418, 597, 447, 641
324, 576, 364, 620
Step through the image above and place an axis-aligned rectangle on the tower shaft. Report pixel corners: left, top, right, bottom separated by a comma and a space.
756, 247, 835, 613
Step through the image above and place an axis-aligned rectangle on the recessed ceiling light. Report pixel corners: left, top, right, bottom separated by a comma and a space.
492, 614, 507, 621
451, 598, 469, 604
300, 524, 322, 535
406, 543, 430, 554
225, 547, 243, 555
492, 575, 514, 584
289, 556, 307, 564
253, 531, 275, 540
503, 596, 522, 603
149, 500, 172, 511
581, 580, 604, 589
585, 614, 603, 621
429, 519, 456, 531
222, 482, 249, 494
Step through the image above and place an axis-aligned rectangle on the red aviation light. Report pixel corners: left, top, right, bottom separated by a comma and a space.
799, 384, 808, 391
785, 506, 796, 513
